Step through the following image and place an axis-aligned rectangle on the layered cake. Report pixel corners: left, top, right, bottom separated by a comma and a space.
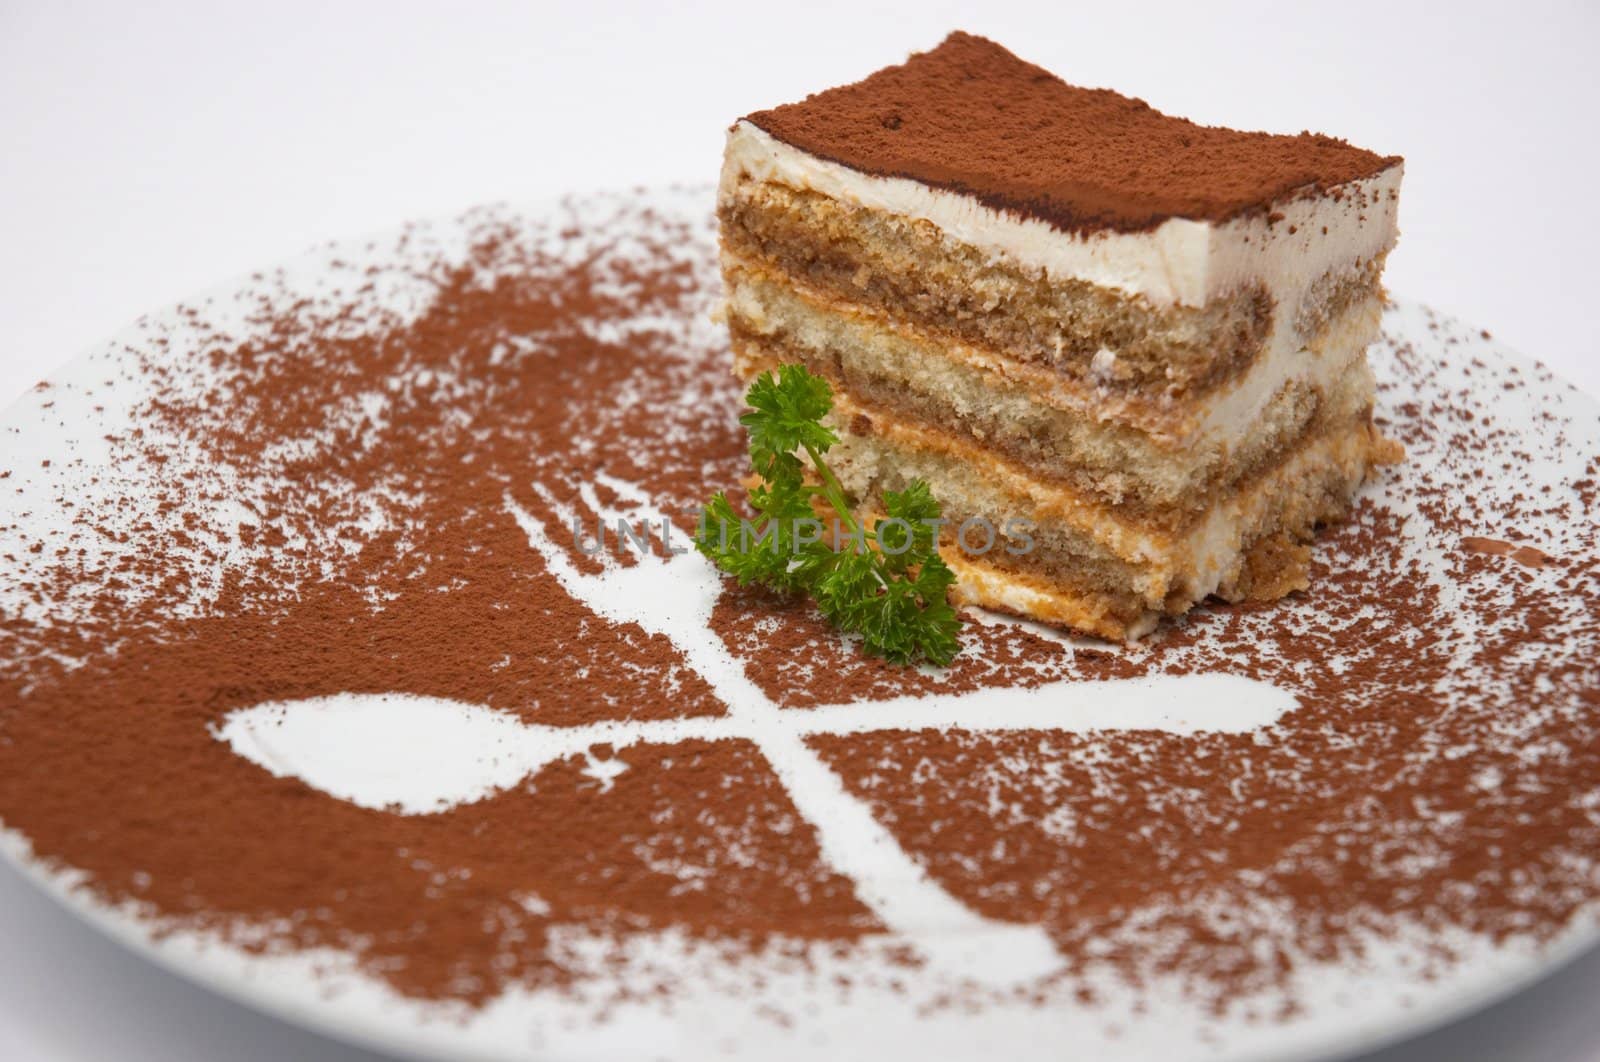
717, 32, 1403, 639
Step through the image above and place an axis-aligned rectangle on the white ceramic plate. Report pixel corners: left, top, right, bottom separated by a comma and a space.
1, 188, 1597, 1062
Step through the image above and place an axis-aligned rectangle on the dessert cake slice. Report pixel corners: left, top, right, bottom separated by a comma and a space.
717, 32, 1403, 639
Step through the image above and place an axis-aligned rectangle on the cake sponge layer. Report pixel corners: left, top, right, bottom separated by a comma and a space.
725, 257, 1382, 519
721, 177, 1279, 406
827, 406, 1395, 640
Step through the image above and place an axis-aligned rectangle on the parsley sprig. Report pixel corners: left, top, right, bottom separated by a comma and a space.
697, 365, 962, 666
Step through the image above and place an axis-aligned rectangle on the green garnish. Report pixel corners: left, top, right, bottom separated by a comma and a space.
696, 364, 962, 667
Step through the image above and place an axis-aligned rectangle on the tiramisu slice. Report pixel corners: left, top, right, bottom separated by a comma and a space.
717, 32, 1403, 639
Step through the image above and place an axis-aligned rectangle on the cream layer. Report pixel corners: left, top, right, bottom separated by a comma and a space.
722, 250, 1382, 449
722, 120, 1401, 311
942, 553, 1164, 641
823, 392, 1383, 606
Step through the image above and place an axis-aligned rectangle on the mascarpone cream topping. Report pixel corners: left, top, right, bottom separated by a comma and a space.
721, 121, 1401, 312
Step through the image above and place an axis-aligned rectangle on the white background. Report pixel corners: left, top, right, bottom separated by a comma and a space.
1, 1, 1597, 1059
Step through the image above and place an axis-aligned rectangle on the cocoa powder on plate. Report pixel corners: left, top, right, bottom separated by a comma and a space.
0, 192, 1596, 1016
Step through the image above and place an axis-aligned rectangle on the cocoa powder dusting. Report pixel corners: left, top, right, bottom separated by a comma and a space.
1461, 535, 1556, 568
0, 192, 1598, 1028
745, 32, 1401, 234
